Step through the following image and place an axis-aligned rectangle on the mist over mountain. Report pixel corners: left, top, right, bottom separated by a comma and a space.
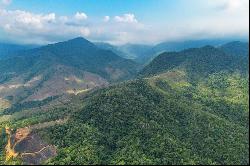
95, 38, 248, 64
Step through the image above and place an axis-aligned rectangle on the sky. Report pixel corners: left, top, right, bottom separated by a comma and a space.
0, 0, 249, 45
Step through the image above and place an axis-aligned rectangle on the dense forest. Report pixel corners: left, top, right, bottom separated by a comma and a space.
35, 70, 248, 165
0, 41, 249, 165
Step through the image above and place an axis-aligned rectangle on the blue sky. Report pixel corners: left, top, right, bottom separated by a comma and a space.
9, 0, 176, 21
0, 0, 249, 45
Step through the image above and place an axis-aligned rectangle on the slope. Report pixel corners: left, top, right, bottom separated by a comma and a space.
0, 41, 249, 165
140, 46, 249, 80
37, 43, 248, 165
220, 41, 249, 57
0, 37, 138, 104
0, 43, 37, 60
36, 74, 248, 165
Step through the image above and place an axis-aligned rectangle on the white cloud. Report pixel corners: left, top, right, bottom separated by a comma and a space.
224, 0, 243, 11
0, 9, 90, 44
74, 12, 87, 20
0, 10, 56, 29
103, 16, 110, 22
79, 27, 90, 36
43, 13, 56, 22
59, 16, 68, 23
1, 0, 11, 5
0, 1, 248, 46
215, 0, 248, 12
114, 13, 138, 23
137, 0, 249, 44
0, 0, 11, 8
0, 10, 145, 44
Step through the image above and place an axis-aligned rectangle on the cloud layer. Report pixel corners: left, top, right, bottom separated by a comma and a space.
0, 0, 249, 45
0, 9, 146, 44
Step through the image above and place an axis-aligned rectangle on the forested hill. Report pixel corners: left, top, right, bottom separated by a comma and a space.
34, 42, 249, 165
140, 45, 249, 79
0, 37, 139, 103
36, 71, 249, 164
0, 43, 36, 60
0, 37, 138, 81
0, 40, 249, 165
220, 41, 249, 57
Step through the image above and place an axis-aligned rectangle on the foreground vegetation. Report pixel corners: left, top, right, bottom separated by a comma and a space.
0, 44, 249, 165
37, 70, 248, 165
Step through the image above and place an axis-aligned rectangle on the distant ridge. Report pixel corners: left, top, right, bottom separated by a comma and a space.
140, 45, 249, 78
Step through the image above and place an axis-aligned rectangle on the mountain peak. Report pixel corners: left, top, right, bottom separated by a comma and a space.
42, 37, 96, 52
68, 37, 90, 42
65, 37, 94, 46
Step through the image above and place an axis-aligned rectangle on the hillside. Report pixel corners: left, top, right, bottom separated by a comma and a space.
140, 46, 249, 79
220, 41, 249, 57
36, 44, 249, 164
0, 43, 36, 60
0, 40, 249, 165
153, 39, 230, 53
0, 37, 138, 104
95, 39, 245, 65
35, 71, 249, 165
1, 68, 248, 165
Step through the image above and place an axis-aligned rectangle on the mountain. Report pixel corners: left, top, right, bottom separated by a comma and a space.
220, 41, 249, 57
140, 45, 249, 79
35, 43, 248, 165
0, 43, 37, 60
153, 39, 230, 53
0, 37, 138, 104
137, 39, 243, 65
96, 39, 244, 65
0, 41, 249, 165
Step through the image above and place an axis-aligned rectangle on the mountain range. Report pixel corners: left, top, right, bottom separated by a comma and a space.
0, 37, 249, 165
96, 38, 248, 64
